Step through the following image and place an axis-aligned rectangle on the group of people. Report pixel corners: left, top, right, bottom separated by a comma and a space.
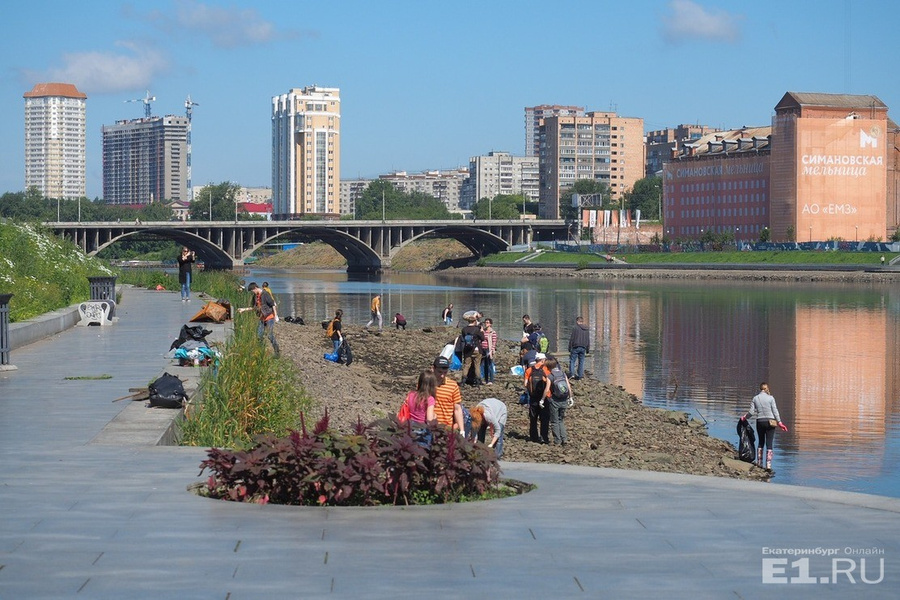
452, 311, 499, 387
400, 355, 508, 458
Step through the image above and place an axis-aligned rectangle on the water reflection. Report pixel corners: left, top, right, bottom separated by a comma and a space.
252, 269, 900, 498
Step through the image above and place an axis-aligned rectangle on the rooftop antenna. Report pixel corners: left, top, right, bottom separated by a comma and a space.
125, 90, 155, 118
185, 95, 200, 200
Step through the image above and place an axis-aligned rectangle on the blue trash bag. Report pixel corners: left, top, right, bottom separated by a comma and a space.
324, 351, 340, 363
450, 353, 462, 371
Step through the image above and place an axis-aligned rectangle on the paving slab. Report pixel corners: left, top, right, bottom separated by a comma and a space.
0, 287, 898, 599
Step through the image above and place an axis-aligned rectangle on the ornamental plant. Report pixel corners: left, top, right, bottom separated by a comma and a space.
198, 412, 501, 506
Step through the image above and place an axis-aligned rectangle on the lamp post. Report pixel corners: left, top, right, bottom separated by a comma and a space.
57, 198, 60, 222
809, 226, 812, 242
208, 188, 212, 222
489, 196, 493, 220
735, 227, 739, 250
855, 225, 858, 242
381, 190, 385, 223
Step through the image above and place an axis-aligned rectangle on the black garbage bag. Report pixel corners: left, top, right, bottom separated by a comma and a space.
737, 418, 757, 463
338, 339, 353, 366
148, 373, 187, 409
169, 324, 212, 350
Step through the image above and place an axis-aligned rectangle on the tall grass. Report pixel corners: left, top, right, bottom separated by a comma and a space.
180, 315, 311, 448
0, 221, 114, 321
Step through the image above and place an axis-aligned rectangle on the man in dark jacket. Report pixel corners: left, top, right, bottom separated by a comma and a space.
567, 316, 590, 380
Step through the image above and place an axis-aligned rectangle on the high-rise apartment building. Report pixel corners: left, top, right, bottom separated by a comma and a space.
23, 83, 87, 199
272, 86, 341, 218
645, 124, 720, 177
538, 111, 644, 218
101, 115, 189, 205
525, 105, 584, 157
460, 151, 538, 209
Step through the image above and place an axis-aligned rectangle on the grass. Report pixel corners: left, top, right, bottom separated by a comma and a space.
481, 249, 898, 266
0, 221, 115, 321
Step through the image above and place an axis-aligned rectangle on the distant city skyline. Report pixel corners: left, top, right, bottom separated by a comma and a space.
2, 0, 897, 199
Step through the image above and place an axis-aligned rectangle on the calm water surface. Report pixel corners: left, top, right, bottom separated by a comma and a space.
250, 268, 900, 499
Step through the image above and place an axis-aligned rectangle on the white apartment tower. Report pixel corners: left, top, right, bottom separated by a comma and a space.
24, 83, 87, 199
272, 86, 341, 218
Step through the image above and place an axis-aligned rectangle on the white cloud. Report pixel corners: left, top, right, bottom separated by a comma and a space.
661, 0, 743, 44
22, 41, 169, 95
146, 0, 307, 49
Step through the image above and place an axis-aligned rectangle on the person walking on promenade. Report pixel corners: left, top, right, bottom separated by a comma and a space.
328, 309, 344, 355
177, 246, 196, 302
366, 294, 382, 330
568, 316, 590, 380
442, 303, 453, 326
481, 318, 498, 385
469, 397, 508, 458
432, 355, 466, 435
741, 382, 788, 470
239, 282, 280, 356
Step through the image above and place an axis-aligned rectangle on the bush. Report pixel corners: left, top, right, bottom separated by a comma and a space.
198, 413, 501, 506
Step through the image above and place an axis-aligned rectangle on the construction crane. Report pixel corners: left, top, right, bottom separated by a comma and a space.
125, 90, 155, 118
185, 95, 199, 200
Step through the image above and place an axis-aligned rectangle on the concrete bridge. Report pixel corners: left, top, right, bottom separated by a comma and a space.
49, 219, 569, 271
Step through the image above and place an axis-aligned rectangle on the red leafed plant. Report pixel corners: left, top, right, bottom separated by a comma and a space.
198, 413, 500, 506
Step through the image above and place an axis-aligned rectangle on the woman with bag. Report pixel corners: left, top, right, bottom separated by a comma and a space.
740, 382, 788, 471
399, 370, 437, 424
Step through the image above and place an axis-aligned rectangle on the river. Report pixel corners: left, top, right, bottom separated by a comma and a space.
248, 267, 900, 499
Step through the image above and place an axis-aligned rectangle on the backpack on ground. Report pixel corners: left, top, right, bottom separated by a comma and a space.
148, 373, 187, 409
325, 319, 336, 338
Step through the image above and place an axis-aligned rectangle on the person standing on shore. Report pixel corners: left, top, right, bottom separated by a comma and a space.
262, 282, 279, 322
177, 246, 196, 302
481, 318, 498, 385
545, 356, 571, 446
431, 355, 466, 435
525, 353, 551, 444
568, 316, 590, 380
239, 282, 280, 356
442, 303, 453, 326
458, 313, 486, 386
329, 309, 344, 355
741, 382, 788, 470
366, 294, 382, 330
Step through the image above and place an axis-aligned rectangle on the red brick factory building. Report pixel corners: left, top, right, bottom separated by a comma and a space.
663, 92, 900, 243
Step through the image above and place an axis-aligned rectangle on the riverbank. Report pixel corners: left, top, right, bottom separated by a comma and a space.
451, 263, 900, 283
276, 320, 770, 483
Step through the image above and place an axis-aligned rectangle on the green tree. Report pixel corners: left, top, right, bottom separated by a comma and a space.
472, 194, 525, 219
190, 182, 240, 221
759, 227, 771, 243
355, 180, 450, 220
623, 176, 662, 220
560, 180, 611, 221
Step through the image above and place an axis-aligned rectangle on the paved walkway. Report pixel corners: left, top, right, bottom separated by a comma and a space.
1, 287, 898, 599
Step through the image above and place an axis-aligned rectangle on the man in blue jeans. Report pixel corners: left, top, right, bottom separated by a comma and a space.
567, 316, 590, 380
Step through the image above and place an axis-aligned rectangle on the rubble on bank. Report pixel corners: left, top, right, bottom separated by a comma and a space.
277, 322, 770, 483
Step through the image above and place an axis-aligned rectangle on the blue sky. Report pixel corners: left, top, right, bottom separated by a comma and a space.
1, 0, 897, 199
